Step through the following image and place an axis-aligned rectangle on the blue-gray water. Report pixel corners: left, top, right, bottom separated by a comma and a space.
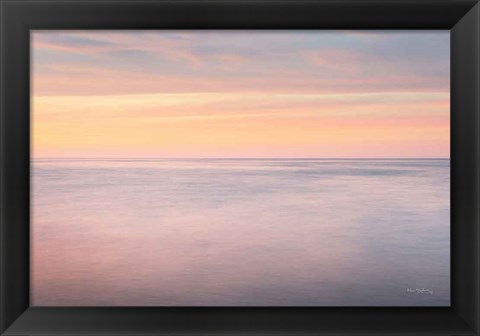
32, 159, 450, 306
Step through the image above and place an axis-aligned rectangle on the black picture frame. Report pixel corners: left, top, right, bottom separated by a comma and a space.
1, 0, 479, 335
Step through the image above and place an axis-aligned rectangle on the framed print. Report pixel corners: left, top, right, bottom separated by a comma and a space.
1, 0, 479, 335
30, 29, 450, 308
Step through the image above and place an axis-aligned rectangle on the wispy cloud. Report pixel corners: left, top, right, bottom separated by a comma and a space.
32, 31, 450, 158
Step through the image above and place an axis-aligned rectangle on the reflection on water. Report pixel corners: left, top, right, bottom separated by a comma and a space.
31, 159, 450, 306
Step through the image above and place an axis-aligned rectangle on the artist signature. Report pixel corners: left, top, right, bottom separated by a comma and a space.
406, 288, 434, 295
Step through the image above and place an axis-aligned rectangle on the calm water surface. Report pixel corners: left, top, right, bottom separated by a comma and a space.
32, 159, 450, 306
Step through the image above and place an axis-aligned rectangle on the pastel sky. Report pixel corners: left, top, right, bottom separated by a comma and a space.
32, 31, 450, 158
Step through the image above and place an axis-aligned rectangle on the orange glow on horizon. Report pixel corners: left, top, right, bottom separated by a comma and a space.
32, 92, 449, 159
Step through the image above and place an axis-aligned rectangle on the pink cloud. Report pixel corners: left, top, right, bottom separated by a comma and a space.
301, 50, 367, 73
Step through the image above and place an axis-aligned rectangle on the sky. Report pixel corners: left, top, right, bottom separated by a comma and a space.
32, 31, 450, 158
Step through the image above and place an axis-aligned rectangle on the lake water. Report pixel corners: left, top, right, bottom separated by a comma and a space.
31, 159, 450, 306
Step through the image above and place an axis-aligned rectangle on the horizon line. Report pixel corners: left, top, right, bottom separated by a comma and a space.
31, 157, 451, 160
